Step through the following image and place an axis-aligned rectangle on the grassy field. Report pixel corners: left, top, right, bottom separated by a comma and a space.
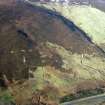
46, 41, 105, 80
26, 41, 105, 104
20, 41, 105, 100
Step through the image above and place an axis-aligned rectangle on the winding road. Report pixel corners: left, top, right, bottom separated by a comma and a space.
61, 93, 105, 105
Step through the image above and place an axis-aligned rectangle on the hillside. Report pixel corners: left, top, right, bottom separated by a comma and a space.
0, 0, 105, 105
1, 0, 105, 80
32, 2, 105, 51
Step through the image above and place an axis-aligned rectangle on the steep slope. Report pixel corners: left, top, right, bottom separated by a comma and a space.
65, 6, 105, 50
0, 0, 104, 80
32, 2, 105, 51
1, 1, 105, 105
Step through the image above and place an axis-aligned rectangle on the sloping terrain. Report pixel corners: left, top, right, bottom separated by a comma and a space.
0, 0, 105, 105
0, 0, 104, 80
33, 2, 105, 51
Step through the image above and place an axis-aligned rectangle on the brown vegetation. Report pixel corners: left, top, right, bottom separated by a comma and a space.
31, 86, 59, 105
0, 0, 104, 80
